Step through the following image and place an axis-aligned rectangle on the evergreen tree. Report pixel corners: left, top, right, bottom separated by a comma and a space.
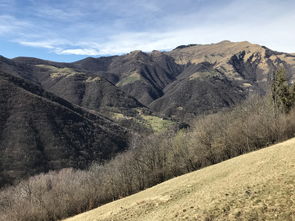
271, 67, 295, 113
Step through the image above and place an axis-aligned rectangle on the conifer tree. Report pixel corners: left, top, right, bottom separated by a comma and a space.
271, 67, 295, 113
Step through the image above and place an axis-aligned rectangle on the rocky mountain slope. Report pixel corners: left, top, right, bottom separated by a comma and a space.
1, 40, 295, 186
7, 57, 145, 116
0, 71, 128, 187
64, 138, 295, 221
157, 41, 295, 119
149, 62, 246, 119
70, 41, 295, 120
73, 50, 182, 105
7, 41, 295, 121
168, 41, 295, 86
9, 56, 176, 132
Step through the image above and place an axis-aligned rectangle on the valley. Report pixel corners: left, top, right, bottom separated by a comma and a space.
1, 41, 295, 221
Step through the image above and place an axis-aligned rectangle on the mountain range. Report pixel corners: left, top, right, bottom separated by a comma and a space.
1, 40, 295, 186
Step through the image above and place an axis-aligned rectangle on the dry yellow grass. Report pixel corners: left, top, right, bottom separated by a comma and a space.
64, 138, 295, 221
35, 64, 83, 79
169, 41, 265, 65
141, 114, 175, 132
116, 71, 141, 86
168, 41, 295, 84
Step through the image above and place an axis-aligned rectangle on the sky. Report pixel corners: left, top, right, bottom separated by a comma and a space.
0, 0, 295, 62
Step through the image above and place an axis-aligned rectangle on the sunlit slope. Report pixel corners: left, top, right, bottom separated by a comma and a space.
65, 138, 295, 221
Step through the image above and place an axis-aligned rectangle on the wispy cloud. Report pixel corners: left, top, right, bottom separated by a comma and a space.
0, 15, 30, 35
17, 40, 56, 49
56, 48, 101, 55
1, 0, 295, 58
0, 0, 15, 9
33, 6, 84, 21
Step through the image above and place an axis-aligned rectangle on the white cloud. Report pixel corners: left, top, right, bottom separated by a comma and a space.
66, 12, 295, 56
56, 48, 100, 55
2, 0, 295, 57
0, 15, 30, 35
18, 40, 55, 49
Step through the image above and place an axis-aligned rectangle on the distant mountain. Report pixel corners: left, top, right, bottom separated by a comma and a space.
69, 41, 295, 120
0, 71, 128, 187
9, 57, 145, 115
1, 40, 295, 186
73, 50, 182, 105
3, 40, 295, 121
149, 62, 246, 119
8, 56, 179, 133
160, 41, 295, 119
168, 40, 295, 84
6, 41, 295, 121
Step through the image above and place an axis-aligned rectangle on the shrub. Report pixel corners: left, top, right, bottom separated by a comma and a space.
1, 94, 295, 221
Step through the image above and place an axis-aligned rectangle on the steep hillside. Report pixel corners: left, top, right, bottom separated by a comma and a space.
168, 40, 295, 88
149, 62, 246, 119
0, 71, 128, 187
0, 56, 38, 82
8, 41, 295, 120
74, 50, 182, 105
10, 57, 176, 132
9, 58, 145, 115
33, 64, 144, 114
64, 138, 295, 221
152, 41, 295, 119
73, 41, 295, 120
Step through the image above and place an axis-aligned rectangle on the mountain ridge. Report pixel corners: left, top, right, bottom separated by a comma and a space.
1, 40, 295, 186
4, 41, 295, 121
0, 71, 129, 187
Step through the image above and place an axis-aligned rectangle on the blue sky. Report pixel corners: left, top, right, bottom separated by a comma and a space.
0, 0, 295, 62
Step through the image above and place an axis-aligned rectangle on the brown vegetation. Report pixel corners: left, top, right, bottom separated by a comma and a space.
64, 137, 295, 221
1, 94, 295, 221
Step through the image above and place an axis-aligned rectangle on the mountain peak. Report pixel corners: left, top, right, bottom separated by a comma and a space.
151, 50, 162, 54
129, 50, 144, 55
217, 40, 232, 44
173, 44, 198, 50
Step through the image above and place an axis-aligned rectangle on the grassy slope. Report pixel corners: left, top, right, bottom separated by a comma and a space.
64, 138, 295, 221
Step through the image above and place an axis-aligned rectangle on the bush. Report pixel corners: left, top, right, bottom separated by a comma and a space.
1, 94, 295, 221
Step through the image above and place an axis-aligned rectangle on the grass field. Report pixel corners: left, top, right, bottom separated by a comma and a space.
64, 138, 295, 221
141, 114, 175, 132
